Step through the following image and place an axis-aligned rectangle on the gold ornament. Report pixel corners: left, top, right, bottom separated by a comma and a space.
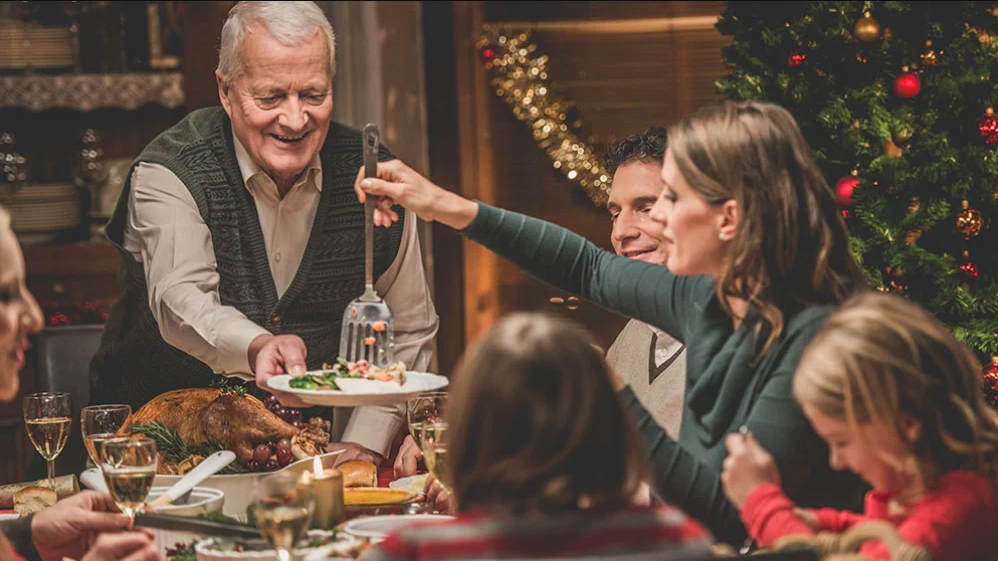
854, 12, 881, 42
920, 40, 938, 67
884, 140, 903, 157
908, 197, 921, 213
956, 199, 983, 239
479, 25, 609, 206
892, 125, 913, 146
905, 230, 922, 244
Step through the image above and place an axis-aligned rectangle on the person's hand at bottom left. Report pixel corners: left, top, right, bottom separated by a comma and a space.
81, 531, 160, 561
32, 491, 134, 561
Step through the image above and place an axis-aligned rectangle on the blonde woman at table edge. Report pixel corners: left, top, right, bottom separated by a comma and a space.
357, 100, 870, 544
0, 205, 161, 561
363, 313, 712, 561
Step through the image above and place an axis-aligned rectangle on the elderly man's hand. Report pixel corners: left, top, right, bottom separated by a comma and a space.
251, 334, 311, 408
393, 435, 422, 478
32, 491, 133, 561
354, 159, 478, 230
328, 442, 383, 468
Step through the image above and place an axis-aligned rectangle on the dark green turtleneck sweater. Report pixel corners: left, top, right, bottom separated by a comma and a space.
462, 203, 866, 544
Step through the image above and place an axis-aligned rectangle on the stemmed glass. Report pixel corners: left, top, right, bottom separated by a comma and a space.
251, 472, 315, 561
23, 392, 72, 482
406, 392, 447, 450
81, 404, 132, 468
100, 437, 158, 518
420, 421, 450, 491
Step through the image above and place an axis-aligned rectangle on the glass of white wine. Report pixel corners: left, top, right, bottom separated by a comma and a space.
23, 392, 72, 482
81, 405, 132, 468
406, 391, 447, 450
100, 437, 158, 518
251, 472, 315, 561
421, 421, 450, 491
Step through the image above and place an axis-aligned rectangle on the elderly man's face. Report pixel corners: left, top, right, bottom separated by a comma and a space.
218, 26, 333, 192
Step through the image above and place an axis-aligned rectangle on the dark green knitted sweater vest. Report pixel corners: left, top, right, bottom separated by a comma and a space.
89, 107, 404, 409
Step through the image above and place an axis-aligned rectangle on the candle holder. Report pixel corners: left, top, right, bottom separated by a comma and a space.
304, 456, 345, 530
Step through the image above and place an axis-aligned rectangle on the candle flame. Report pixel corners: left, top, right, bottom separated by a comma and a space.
313, 456, 322, 475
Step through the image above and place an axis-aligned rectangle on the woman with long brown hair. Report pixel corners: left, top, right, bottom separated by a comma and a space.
364, 313, 710, 560
0, 206, 161, 561
350, 100, 869, 543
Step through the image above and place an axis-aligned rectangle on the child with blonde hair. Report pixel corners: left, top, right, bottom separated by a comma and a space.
722, 291, 998, 560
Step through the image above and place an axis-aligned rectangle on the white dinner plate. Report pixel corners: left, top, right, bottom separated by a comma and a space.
340, 514, 454, 542
267, 372, 449, 407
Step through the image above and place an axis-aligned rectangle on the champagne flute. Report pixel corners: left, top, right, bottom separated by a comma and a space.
81, 404, 131, 468
406, 391, 447, 449
100, 437, 158, 518
23, 392, 72, 482
421, 421, 450, 490
251, 472, 315, 561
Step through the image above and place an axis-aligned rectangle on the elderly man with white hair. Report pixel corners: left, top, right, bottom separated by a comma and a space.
89, 1, 438, 466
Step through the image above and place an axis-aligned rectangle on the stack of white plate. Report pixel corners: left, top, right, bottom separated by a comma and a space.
0, 22, 76, 70
7, 182, 81, 244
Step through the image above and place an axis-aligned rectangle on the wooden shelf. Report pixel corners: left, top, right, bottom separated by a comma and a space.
0, 72, 184, 112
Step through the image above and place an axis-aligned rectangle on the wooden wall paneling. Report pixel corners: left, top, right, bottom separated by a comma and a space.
182, 1, 235, 110
453, 1, 499, 347
422, 1, 466, 377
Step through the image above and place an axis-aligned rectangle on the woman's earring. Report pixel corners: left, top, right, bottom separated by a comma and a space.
719, 231, 732, 241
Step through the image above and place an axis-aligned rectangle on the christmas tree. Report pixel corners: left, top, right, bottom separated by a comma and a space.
716, 2, 998, 406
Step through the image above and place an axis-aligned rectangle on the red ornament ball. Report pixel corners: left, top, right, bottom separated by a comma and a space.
788, 50, 808, 68
978, 108, 998, 146
893, 71, 921, 98
961, 261, 979, 278
480, 47, 498, 63
835, 175, 860, 206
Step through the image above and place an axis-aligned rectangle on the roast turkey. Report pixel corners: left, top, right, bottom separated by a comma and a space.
125, 388, 298, 464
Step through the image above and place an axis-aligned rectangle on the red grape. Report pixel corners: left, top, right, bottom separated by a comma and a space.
264, 459, 280, 472
265, 395, 279, 407
276, 448, 292, 466
277, 438, 291, 452
268, 441, 278, 454
245, 460, 260, 472
253, 444, 271, 464
293, 420, 305, 429
273, 407, 287, 419
286, 409, 302, 423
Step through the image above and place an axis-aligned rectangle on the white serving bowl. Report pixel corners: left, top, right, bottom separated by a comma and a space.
153, 452, 343, 518
145, 486, 225, 557
194, 530, 365, 561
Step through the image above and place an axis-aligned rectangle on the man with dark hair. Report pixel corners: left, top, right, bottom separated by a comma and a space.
603, 127, 686, 439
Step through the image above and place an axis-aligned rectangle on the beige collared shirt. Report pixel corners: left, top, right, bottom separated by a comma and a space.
121, 131, 439, 457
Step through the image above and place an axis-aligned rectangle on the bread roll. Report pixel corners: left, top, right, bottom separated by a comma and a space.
13, 487, 57, 517
338, 460, 377, 488
0, 476, 78, 508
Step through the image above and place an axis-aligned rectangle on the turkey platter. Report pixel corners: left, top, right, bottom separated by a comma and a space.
124, 386, 330, 475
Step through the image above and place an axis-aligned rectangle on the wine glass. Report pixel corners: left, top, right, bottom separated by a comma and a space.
406, 391, 447, 450
23, 392, 72, 482
420, 421, 450, 490
81, 404, 132, 468
251, 472, 315, 561
100, 437, 158, 518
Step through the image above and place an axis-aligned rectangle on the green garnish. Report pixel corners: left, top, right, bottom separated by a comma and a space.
130, 421, 248, 474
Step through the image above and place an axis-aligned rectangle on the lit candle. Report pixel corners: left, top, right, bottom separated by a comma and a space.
309, 456, 345, 530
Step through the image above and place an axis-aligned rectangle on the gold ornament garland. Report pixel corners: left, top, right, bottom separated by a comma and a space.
478, 25, 610, 206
